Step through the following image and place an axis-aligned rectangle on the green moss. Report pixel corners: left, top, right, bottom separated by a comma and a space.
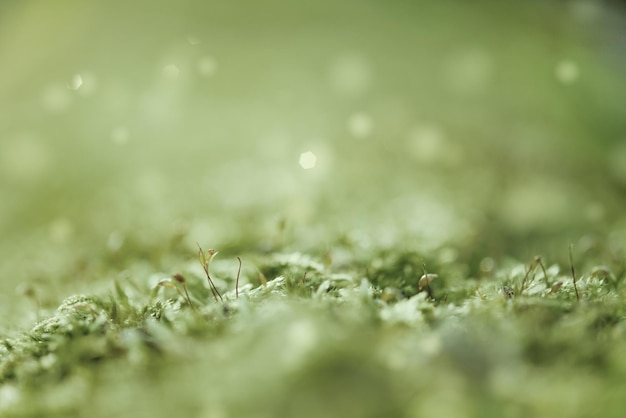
0, 251, 625, 417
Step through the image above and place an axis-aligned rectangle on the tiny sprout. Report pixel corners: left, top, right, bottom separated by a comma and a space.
519, 265, 532, 294
519, 255, 550, 295
550, 281, 563, 294
535, 256, 549, 287
158, 278, 196, 310
172, 274, 197, 311
258, 271, 268, 288
235, 257, 242, 299
419, 261, 436, 300
197, 243, 223, 303
418, 274, 438, 291
158, 279, 185, 297
158, 279, 179, 290
569, 243, 580, 302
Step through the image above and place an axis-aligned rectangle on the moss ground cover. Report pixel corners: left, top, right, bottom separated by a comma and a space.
1, 1, 626, 417
0, 246, 625, 417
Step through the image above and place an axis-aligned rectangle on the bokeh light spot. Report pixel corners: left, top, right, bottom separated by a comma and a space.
299, 151, 317, 169
42, 83, 71, 112
0, 134, 51, 182
347, 113, 373, 139
329, 54, 372, 97
111, 126, 130, 145
555, 60, 580, 84
197, 56, 218, 77
67, 74, 83, 90
162, 64, 180, 79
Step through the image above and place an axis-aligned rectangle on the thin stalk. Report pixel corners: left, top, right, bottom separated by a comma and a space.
173, 274, 197, 311
519, 260, 537, 295
569, 244, 580, 302
197, 243, 223, 303
536, 256, 550, 287
236, 257, 242, 299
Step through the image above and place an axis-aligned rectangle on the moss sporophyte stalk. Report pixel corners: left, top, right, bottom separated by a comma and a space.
0, 242, 624, 417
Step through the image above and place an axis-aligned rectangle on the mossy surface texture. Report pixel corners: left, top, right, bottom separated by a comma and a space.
1, 1, 626, 417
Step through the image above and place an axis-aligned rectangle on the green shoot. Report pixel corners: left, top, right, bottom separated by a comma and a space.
519, 261, 535, 295
519, 255, 549, 294
236, 257, 242, 299
569, 244, 580, 302
197, 243, 223, 303
536, 256, 549, 287
173, 274, 197, 311
157, 279, 187, 301
419, 262, 436, 300
550, 281, 563, 294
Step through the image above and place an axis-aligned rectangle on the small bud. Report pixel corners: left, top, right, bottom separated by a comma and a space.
590, 265, 612, 278
418, 274, 438, 291
550, 281, 563, 294
158, 279, 178, 290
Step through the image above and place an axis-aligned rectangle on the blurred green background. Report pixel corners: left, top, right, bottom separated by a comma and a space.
1, 0, 626, 328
